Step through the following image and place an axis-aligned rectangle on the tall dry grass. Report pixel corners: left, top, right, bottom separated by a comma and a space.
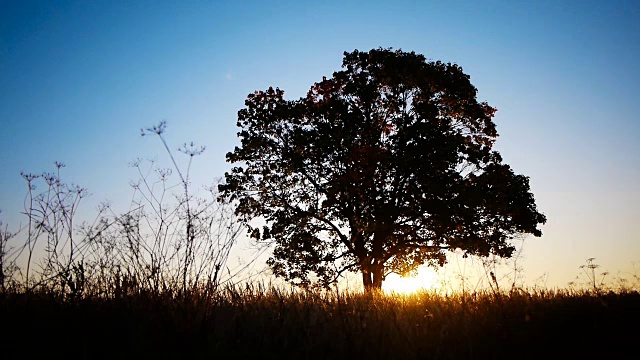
2, 280, 638, 359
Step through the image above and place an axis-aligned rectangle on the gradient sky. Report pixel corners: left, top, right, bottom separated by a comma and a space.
1, 0, 639, 290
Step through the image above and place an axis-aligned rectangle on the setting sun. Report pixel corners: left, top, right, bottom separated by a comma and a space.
382, 266, 441, 294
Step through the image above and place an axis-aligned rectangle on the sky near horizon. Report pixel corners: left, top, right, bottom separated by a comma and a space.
1, 0, 639, 290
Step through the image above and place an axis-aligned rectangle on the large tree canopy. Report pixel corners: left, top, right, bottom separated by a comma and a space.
219, 48, 546, 291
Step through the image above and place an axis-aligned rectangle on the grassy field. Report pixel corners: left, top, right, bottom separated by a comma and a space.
2, 283, 638, 360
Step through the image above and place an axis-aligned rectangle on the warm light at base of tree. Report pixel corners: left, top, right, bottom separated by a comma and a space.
382, 266, 441, 294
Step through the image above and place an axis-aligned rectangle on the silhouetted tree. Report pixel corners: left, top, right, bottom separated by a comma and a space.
219, 48, 547, 292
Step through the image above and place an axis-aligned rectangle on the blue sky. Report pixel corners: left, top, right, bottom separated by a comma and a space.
1, 0, 639, 289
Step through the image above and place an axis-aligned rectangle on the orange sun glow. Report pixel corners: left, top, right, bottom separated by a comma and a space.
382, 267, 441, 294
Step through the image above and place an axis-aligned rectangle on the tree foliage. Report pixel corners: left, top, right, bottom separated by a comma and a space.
219, 48, 546, 291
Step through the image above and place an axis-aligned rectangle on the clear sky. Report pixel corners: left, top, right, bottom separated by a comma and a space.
1, 0, 639, 290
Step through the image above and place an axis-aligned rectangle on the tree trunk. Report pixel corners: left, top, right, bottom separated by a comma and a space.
362, 265, 384, 293
372, 267, 384, 289
362, 269, 372, 290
